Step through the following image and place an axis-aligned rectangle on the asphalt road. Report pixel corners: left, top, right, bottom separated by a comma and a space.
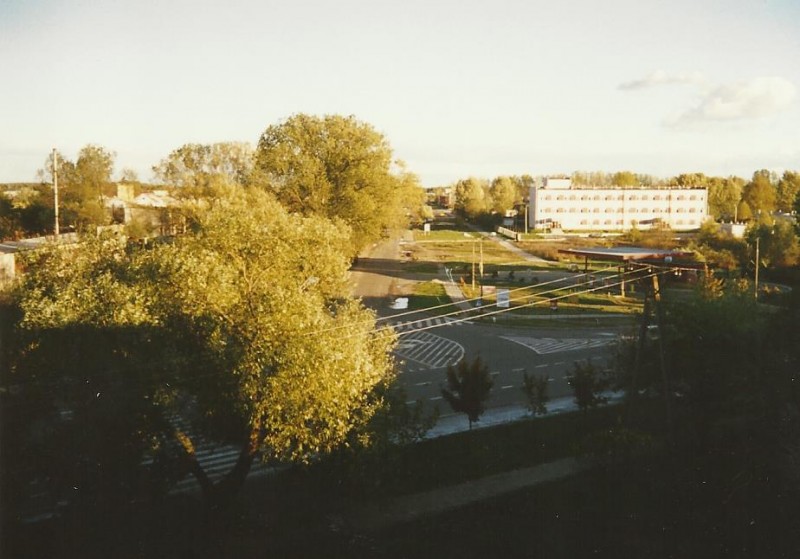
350, 235, 630, 419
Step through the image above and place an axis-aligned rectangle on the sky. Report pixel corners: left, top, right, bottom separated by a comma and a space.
1, 0, 799, 187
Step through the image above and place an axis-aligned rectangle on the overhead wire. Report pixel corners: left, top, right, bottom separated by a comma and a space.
375, 266, 678, 338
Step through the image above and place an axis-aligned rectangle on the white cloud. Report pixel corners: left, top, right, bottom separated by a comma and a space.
618, 70, 705, 90
669, 76, 797, 126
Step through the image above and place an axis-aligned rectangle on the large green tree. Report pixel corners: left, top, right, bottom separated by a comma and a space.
7, 188, 396, 511
611, 171, 639, 187
454, 177, 488, 219
776, 170, 800, 214
742, 169, 777, 218
254, 114, 418, 253
490, 176, 518, 214
152, 142, 254, 198
707, 176, 744, 221
36, 145, 115, 230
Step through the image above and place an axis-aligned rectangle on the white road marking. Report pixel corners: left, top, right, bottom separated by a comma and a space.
501, 335, 616, 355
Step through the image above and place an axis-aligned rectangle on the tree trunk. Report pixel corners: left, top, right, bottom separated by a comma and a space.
175, 429, 214, 499
208, 426, 261, 509
176, 426, 261, 510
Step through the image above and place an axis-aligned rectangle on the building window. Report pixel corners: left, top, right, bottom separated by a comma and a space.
593, 219, 600, 225
605, 208, 615, 213
605, 195, 614, 200
544, 195, 552, 200
556, 208, 565, 213
580, 219, 588, 225
689, 208, 696, 213
593, 208, 600, 213
604, 219, 612, 225
676, 195, 685, 201
653, 194, 661, 200
581, 208, 589, 213
629, 195, 638, 201
629, 208, 637, 213
640, 208, 648, 213
569, 194, 577, 200
676, 219, 684, 225
641, 195, 649, 200
676, 208, 684, 213
689, 195, 696, 200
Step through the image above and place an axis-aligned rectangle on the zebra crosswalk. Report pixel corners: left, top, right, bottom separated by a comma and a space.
393, 330, 465, 370
387, 315, 473, 333
144, 414, 270, 495
501, 335, 616, 355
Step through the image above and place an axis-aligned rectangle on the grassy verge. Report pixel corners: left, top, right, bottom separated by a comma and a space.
303, 405, 629, 500
408, 280, 453, 313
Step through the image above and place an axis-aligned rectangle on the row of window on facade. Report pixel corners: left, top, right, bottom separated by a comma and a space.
539, 207, 702, 214
549, 219, 699, 226
541, 194, 703, 202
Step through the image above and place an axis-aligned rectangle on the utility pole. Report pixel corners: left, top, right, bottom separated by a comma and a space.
754, 236, 760, 301
471, 240, 476, 291
52, 148, 59, 238
479, 238, 484, 278
523, 202, 529, 235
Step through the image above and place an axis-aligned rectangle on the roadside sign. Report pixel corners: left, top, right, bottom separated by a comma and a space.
497, 289, 510, 308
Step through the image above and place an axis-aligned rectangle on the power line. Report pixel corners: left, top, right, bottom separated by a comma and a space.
386, 266, 677, 338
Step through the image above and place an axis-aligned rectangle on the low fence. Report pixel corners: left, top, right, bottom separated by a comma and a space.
496, 226, 521, 241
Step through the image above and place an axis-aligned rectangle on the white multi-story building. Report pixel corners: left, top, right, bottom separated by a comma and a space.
528, 178, 708, 231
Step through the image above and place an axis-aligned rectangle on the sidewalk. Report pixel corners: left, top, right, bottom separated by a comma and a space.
343, 394, 622, 531
344, 457, 585, 531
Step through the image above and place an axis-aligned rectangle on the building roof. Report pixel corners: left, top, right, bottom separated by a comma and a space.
559, 247, 696, 262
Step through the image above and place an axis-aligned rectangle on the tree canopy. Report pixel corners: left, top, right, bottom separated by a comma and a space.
7, 187, 396, 509
254, 114, 421, 253
152, 142, 254, 197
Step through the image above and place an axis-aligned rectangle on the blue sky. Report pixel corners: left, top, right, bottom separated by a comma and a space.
2, 0, 798, 186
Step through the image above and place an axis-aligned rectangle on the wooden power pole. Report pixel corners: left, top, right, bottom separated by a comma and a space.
52, 148, 59, 238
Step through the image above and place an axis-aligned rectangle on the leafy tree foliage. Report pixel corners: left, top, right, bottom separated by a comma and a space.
776, 170, 800, 213
521, 372, 550, 416
454, 177, 488, 219
670, 172, 708, 187
611, 171, 639, 187
152, 142, 254, 197
35, 145, 115, 230
489, 176, 518, 214
254, 114, 420, 253
746, 220, 800, 268
7, 188, 396, 511
707, 176, 745, 221
567, 359, 609, 413
441, 356, 493, 429
742, 169, 777, 217
737, 199, 753, 222
690, 220, 747, 272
